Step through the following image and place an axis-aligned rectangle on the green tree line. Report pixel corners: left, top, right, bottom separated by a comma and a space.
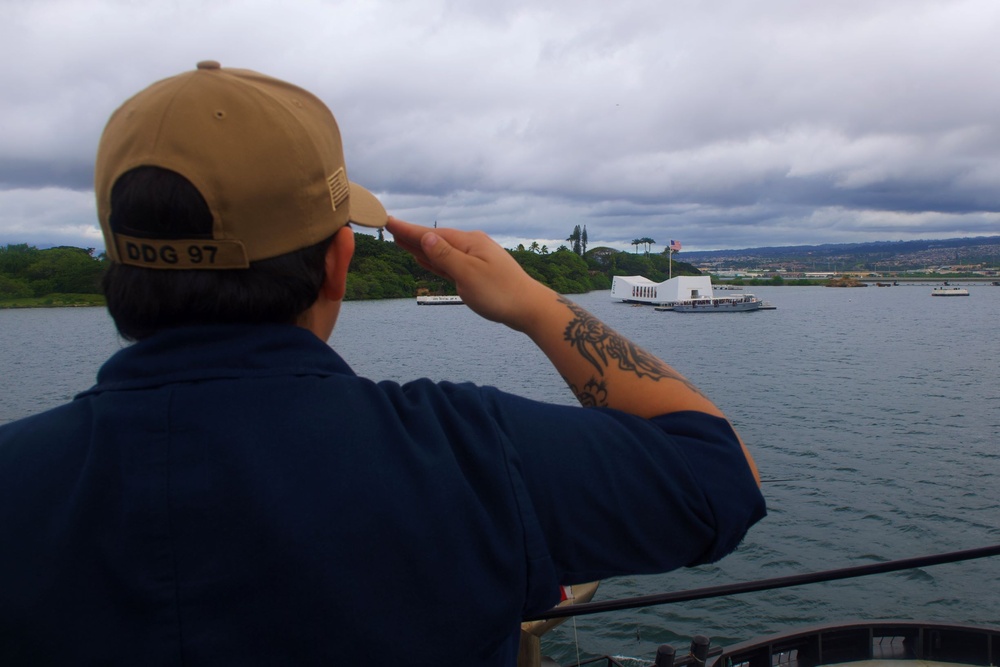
347, 233, 701, 298
0, 244, 106, 301
1, 235, 702, 305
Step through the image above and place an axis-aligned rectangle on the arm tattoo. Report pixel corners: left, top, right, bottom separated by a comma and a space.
565, 377, 608, 407
557, 296, 710, 402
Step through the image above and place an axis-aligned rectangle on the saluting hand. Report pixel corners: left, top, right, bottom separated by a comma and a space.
386, 217, 551, 332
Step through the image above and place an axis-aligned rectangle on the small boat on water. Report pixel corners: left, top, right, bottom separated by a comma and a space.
931, 287, 969, 297
667, 294, 763, 313
416, 295, 464, 305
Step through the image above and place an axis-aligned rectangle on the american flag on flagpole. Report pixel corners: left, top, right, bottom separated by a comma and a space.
669, 240, 682, 251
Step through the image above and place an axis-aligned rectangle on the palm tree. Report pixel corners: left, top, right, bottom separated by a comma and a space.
632, 236, 656, 255
567, 225, 582, 256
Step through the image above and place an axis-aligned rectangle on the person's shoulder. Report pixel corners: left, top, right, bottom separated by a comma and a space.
382, 377, 546, 414
647, 409, 741, 441
0, 400, 89, 458
369, 377, 475, 408
371, 378, 535, 429
1, 400, 88, 432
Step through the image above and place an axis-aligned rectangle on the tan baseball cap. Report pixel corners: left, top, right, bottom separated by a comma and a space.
95, 61, 387, 269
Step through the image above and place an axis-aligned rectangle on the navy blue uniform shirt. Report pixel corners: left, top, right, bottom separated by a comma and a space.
0, 324, 765, 666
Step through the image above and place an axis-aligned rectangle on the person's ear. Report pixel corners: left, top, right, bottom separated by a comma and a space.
321, 225, 355, 302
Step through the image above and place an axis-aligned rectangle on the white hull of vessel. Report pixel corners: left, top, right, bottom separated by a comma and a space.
416, 295, 464, 305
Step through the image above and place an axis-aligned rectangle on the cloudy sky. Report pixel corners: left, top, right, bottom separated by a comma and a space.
2, 0, 999, 253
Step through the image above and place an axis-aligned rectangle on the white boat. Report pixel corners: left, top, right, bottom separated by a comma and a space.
416, 295, 464, 305
663, 294, 763, 313
931, 287, 969, 296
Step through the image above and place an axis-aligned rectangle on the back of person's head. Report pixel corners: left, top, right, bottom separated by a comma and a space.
95, 61, 388, 340
102, 166, 334, 340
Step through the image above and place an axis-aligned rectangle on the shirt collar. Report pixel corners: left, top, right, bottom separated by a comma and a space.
77, 324, 355, 398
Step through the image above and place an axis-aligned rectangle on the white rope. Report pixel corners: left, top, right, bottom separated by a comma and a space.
571, 615, 582, 667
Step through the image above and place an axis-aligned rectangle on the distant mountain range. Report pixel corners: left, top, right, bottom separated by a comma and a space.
678, 235, 1000, 272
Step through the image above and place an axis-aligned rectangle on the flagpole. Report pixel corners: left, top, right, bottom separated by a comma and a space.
667, 240, 680, 280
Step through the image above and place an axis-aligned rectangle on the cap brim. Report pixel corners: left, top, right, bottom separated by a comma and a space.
348, 183, 387, 229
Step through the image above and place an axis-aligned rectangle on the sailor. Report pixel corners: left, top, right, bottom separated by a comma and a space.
0, 62, 765, 666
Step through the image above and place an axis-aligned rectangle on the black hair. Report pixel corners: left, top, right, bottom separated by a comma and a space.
102, 167, 331, 341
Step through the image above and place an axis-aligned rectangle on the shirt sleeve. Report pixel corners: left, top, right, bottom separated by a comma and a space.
480, 388, 766, 584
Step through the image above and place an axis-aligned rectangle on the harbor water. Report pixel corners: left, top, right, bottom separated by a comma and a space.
1, 284, 998, 663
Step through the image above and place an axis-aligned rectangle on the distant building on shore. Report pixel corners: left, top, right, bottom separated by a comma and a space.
610, 275, 714, 305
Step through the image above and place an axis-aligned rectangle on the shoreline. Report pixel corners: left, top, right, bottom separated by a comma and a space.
4, 278, 995, 310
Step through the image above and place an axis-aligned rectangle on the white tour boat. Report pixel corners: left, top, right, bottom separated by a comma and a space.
416, 295, 464, 305
669, 294, 763, 313
931, 287, 969, 296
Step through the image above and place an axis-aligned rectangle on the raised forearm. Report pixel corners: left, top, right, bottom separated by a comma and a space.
520, 286, 759, 481
386, 217, 759, 482
516, 284, 725, 417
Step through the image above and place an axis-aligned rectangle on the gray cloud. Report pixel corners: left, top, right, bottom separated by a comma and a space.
2, 0, 999, 253
0, 160, 93, 191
